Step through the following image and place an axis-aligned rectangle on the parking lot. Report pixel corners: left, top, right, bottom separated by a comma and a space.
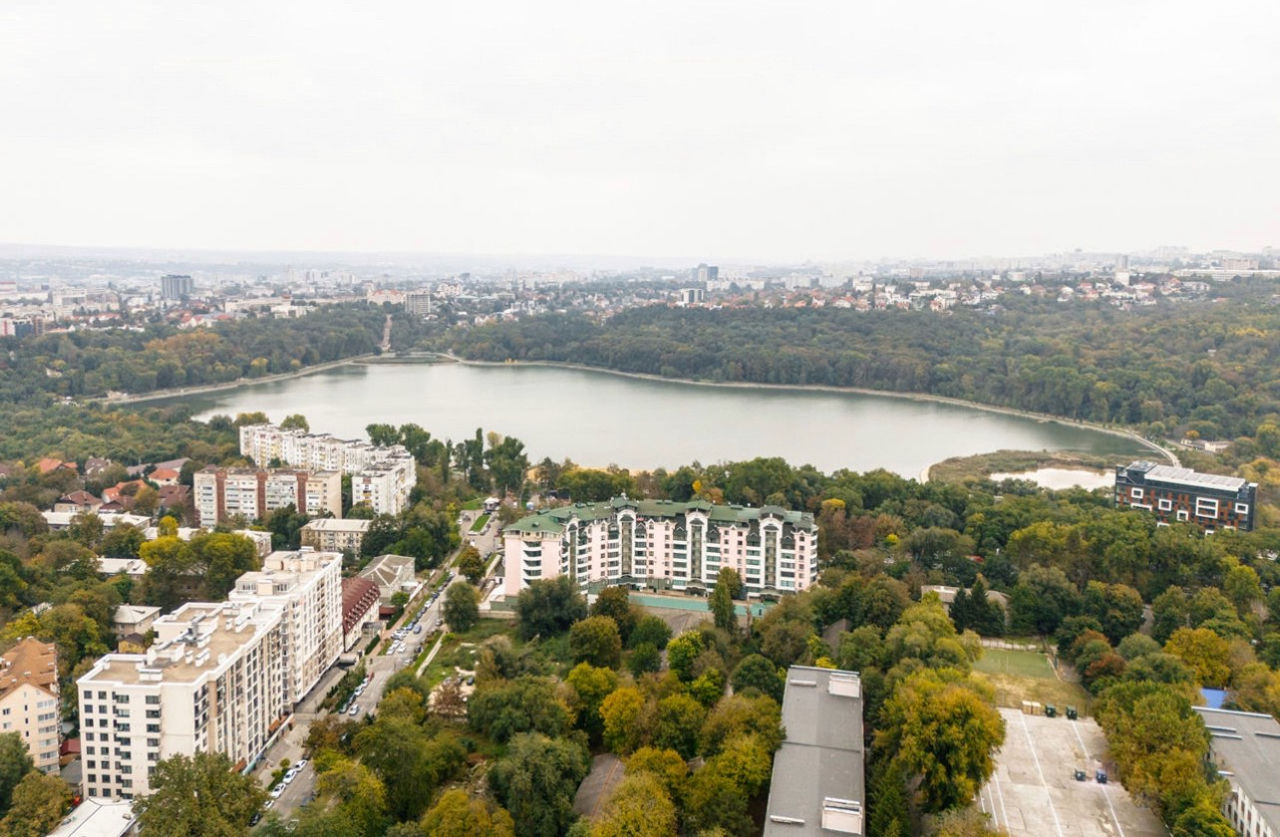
977, 708, 1165, 837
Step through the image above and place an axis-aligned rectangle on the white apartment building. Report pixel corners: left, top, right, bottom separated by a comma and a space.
77, 600, 287, 800
503, 497, 819, 598
193, 467, 341, 526
0, 637, 61, 773
239, 423, 416, 515
300, 517, 371, 554
228, 549, 343, 706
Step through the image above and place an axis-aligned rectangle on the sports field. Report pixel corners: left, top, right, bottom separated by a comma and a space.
974, 648, 1056, 678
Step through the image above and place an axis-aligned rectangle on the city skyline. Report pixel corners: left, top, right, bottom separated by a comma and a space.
2, 1, 1278, 261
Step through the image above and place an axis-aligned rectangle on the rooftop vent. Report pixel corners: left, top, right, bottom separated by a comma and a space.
821, 798, 863, 835
829, 671, 861, 699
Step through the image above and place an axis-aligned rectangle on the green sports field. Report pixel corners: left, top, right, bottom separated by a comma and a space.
973, 647, 1055, 678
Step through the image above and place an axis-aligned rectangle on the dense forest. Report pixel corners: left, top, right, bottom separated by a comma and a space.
437, 286, 1280, 440
0, 304, 424, 404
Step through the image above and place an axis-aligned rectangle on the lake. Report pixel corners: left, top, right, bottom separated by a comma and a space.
165, 362, 1152, 476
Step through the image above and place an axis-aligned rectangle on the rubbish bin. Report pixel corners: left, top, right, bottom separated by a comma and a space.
1045, 705, 1057, 718
1066, 705, 1078, 720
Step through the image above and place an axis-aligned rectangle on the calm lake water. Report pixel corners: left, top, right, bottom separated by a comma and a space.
167, 362, 1151, 476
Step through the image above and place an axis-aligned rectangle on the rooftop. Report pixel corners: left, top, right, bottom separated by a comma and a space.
505, 497, 817, 536
764, 666, 865, 836
112, 604, 160, 626
0, 636, 58, 700
46, 798, 136, 837
1121, 461, 1250, 493
1193, 707, 1280, 834
302, 517, 372, 533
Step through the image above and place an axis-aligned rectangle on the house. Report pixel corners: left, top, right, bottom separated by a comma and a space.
83, 457, 116, 478
46, 797, 136, 837
148, 467, 180, 487
54, 490, 104, 514
0, 637, 61, 774
37, 457, 78, 475
358, 554, 418, 605
112, 605, 160, 639
764, 666, 865, 836
341, 577, 381, 650
300, 518, 370, 554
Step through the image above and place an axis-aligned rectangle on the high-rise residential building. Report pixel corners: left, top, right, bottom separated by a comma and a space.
502, 497, 818, 598
1115, 461, 1258, 532
0, 637, 61, 773
695, 263, 719, 285
228, 549, 343, 706
404, 291, 432, 317
193, 466, 341, 526
160, 274, 194, 299
77, 600, 287, 800
238, 424, 416, 515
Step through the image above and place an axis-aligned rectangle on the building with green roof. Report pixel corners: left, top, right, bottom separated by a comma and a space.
502, 496, 818, 597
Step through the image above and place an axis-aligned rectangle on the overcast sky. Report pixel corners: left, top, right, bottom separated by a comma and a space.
1, 1, 1277, 262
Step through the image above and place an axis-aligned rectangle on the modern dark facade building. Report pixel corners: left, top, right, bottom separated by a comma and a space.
1115, 461, 1257, 532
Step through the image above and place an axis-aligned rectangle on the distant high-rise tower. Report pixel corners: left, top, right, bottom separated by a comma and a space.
1116, 254, 1129, 271
696, 264, 719, 286
160, 274, 194, 299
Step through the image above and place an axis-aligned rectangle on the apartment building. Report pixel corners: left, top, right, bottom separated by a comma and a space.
1115, 461, 1258, 532
192, 466, 341, 526
1193, 707, 1280, 837
502, 497, 819, 597
300, 517, 371, 554
239, 423, 417, 515
76, 600, 287, 800
0, 637, 61, 773
228, 549, 343, 706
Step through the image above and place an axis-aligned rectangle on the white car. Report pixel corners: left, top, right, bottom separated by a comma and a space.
296, 759, 308, 770
270, 786, 283, 799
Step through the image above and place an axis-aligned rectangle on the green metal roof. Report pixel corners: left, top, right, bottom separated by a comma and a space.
505, 497, 817, 538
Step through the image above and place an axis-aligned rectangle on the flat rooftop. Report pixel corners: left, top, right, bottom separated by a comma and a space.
302, 518, 371, 532
1122, 461, 1249, 493
764, 666, 865, 836
1194, 707, 1280, 836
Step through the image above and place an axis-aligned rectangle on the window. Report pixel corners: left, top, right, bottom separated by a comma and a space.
1131, 487, 1144, 499
1158, 498, 1173, 511
1235, 502, 1250, 515
1177, 509, 1190, 522
1196, 497, 1219, 518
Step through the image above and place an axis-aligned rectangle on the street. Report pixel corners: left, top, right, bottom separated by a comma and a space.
254, 507, 501, 824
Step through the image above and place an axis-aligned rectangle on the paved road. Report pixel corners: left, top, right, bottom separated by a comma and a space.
256, 513, 502, 824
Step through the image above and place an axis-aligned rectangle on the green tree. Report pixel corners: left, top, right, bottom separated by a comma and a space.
629, 614, 672, 650
280, 413, 310, 431
565, 662, 618, 746
0, 732, 34, 817
570, 616, 623, 668
591, 586, 638, 643
1164, 627, 1232, 688
666, 631, 704, 681
487, 733, 590, 837
468, 676, 573, 743
601, 686, 649, 755
629, 643, 661, 676
456, 545, 486, 585
516, 576, 587, 640
139, 535, 197, 611
700, 693, 784, 756
443, 582, 481, 633
730, 654, 784, 703
710, 581, 735, 633
189, 531, 260, 600
353, 719, 464, 820
681, 768, 751, 837
133, 751, 266, 836
313, 756, 389, 836
652, 693, 706, 760
101, 523, 145, 558
0, 771, 72, 837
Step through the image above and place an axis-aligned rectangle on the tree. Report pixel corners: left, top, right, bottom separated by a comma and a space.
101, 523, 145, 558
313, 756, 389, 836
420, 789, 516, 837
700, 693, 784, 757
565, 662, 619, 745
710, 581, 735, 632
487, 733, 590, 837
629, 614, 672, 650
1082, 581, 1146, 644
625, 747, 689, 797
590, 771, 677, 837
706, 732, 773, 797
591, 586, 638, 643
456, 545, 485, 585
1008, 563, 1081, 635
353, 719, 465, 820
601, 686, 650, 755
468, 676, 572, 743
280, 413, 310, 431
485, 435, 530, 496
0, 771, 72, 837
0, 732, 33, 817
667, 631, 704, 681
189, 532, 260, 599
443, 582, 480, 633
874, 668, 1005, 812
139, 536, 197, 611
731, 654, 784, 703
681, 768, 752, 837
652, 693, 706, 760
1164, 628, 1232, 688
629, 642, 662, 675
516, 576, 587, 641
570, 616, 623, 668
133, 751, 266, 836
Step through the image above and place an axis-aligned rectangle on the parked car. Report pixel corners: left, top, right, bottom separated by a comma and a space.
1096, 770, 1108, 784
270, 786, 283, 799
349, 704, 360, 716
296, 759, 308, 770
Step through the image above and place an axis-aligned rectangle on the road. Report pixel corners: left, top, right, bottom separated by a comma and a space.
257, 509, 502, 824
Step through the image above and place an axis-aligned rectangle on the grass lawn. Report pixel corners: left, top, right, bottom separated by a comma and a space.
974, 647, 1093, 715
461, 498, 483, 511
469, 513, 490, 532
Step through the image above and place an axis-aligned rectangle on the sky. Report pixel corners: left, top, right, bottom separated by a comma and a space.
1, 1, 1278, 262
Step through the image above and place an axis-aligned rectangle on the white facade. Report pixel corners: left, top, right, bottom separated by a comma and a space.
228, 549, 343, 705
503, 498, 819, 598
300, 517, 371, 553
77, 600, 287, 800
239, 423, 417, 515
0, 638, 60, 774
